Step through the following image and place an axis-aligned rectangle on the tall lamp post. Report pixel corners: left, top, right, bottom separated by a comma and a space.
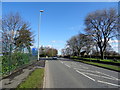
38, 10, 44, 60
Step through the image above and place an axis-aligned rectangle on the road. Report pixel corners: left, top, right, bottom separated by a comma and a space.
44, 58, 120, 88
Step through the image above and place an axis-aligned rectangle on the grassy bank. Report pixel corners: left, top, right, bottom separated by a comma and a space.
73, 59, 120, 71
17, 68, 44, 88
83, 58, 120, 63
71, 56, 120, 63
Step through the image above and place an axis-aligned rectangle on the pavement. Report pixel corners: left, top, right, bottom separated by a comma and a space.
0, 60, 45, 89
44, 58, 120, 88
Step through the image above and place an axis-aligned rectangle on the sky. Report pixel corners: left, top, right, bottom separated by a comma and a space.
1, 0, 119, 2
2, 2, 119, 55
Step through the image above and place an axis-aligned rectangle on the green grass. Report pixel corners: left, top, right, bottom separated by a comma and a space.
17, 68, 44, 88
0, 56, 2, 62
74, 59, 120, 71
72, 57, 120, 63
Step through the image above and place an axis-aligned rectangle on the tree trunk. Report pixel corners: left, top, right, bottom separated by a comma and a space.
100, 49, 104, 60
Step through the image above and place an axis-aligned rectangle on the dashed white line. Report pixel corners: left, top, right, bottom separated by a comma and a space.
76, 70, 95, 81
60, 61, 63, 64
65, 64, 71, 68
97, 80, 120, 87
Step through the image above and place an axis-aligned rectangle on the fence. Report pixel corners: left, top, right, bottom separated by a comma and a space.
0, 51, 37, 76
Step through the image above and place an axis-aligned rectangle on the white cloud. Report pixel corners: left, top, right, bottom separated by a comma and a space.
51, 40, 56, 43
47, 45, 52, 48
51, 40, 64, 43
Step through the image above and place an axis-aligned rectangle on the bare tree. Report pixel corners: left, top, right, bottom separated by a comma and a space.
66, 36, 78, 56
84, 8, 119, 59
2, 12, 23, 55
65, 33, 94, 56
2, 12, 31, 55
77, 34, 94, 56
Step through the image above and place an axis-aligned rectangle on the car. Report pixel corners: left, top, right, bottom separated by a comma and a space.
52, 57, 58, 60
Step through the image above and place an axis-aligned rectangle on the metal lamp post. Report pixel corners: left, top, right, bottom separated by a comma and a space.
38, 10, 44, 60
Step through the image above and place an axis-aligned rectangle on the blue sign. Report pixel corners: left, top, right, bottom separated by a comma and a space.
32, 48, 37, 56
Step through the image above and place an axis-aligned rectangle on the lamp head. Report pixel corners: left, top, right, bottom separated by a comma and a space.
40, 10, 44, 12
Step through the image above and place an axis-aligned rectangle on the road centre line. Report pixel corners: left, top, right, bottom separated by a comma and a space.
76, 70, 95, 81
97, 80, 120, 87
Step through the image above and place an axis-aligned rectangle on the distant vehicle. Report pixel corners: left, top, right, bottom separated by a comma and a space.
52, 57, 58, 60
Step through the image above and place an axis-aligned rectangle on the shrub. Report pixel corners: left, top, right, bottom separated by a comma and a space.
1, 52, 30, 75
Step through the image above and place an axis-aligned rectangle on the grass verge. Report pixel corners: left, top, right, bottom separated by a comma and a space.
74, 59, 120, 71
17, 68, 44, 88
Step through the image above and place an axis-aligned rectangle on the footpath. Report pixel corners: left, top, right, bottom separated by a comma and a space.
0, 60, 45, 89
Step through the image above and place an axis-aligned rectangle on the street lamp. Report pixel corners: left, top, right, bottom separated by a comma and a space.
38, 10, 44, 60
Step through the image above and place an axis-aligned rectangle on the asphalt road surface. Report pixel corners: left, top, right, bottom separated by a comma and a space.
44, 58, 120, 88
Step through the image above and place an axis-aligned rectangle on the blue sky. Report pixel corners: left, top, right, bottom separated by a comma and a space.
2, 2, 118, 54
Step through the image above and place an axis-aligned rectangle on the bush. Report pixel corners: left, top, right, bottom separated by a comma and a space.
1, 52, 31, 75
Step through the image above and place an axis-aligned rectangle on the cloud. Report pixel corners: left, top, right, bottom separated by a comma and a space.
47, 45, 52, 48
51, 40, 56, 43
51, 40, 64, 43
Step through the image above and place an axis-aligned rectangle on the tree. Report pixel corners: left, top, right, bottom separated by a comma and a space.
77, 34, 94, 56
2, 12, 24, 55
61, 47, 72, 56
39, 46, 58, 57
14, 24, 33, 53
84, 8, 119, 59
2, 12, 32, 55
66, 33, 94, 56
66, 36, 78, 56
104, 43, 113, 56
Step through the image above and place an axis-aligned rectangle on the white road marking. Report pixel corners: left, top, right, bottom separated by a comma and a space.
97, 80, 120, 87
98, 72, 119, 81
83, 72, 118, 81
74, 68, 119, 81
65, 64, 71, 68
74, 68, 97, 73
76, 70, 95, 81
82, 66, 89, 69
60, 61, 63, 64
71, 62, 77, 65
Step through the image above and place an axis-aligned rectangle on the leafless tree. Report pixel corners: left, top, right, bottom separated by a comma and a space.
84, 8, 119, 59
65, 33, 94, 56
2, 12, 30, 55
